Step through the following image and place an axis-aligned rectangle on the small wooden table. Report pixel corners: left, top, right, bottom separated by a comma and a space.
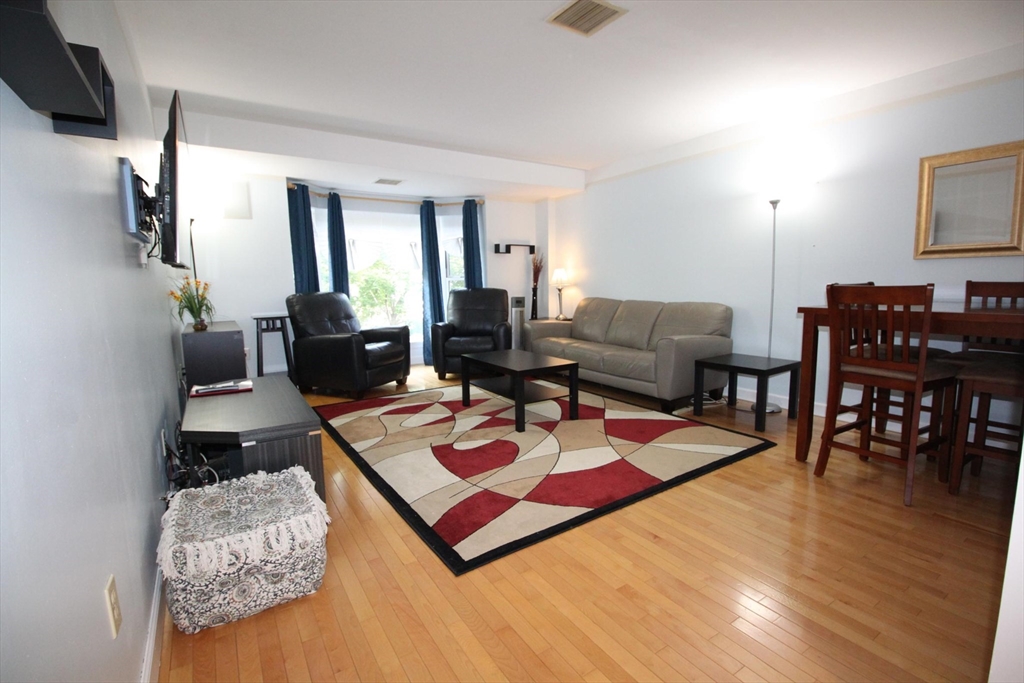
461, 350, 579, 432
252, 313, 294, 380
693, 353, 800, 432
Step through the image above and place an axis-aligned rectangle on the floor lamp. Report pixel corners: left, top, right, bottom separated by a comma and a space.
751, 199, 783, 414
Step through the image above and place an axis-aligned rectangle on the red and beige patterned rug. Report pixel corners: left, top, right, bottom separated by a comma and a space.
315, 383, 772, 574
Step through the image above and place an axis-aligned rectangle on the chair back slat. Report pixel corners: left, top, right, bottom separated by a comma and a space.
964, 280, 1024, 353
826, 284, 934, 388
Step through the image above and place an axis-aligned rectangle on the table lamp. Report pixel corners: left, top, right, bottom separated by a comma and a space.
551, 269, 571, 321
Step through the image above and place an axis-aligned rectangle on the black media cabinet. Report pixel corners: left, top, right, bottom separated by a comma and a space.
179, 375, 325, 500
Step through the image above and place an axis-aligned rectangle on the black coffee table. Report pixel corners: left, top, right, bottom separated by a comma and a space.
461, 350, 579, 432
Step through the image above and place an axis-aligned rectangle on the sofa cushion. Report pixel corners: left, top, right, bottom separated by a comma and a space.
531, 337, 574, 358
562, 340, 608, 373
601, 347, 656, 382
648, 302, 733, 350
605, 300, 664, 350
444, 335, 497, 356
570, 298, 621, 344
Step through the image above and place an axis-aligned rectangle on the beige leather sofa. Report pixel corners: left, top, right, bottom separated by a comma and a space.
523, 297, 732, 412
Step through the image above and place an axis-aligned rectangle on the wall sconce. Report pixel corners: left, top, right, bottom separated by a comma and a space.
551, 268, 572, 321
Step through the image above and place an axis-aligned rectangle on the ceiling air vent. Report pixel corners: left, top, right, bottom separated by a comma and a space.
548, 0, 627, 37
374, 178, 403, 185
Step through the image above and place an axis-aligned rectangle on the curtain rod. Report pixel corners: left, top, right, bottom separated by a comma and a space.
286, 182, 483, 207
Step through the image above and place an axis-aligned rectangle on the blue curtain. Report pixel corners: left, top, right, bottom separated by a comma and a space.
462, 199, 483, 289
420, 200, 444, 365
327, 192, 350, 296
286, 183, 319, 293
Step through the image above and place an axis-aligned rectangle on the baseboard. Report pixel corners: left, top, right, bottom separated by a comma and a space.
140, 568, 164, 683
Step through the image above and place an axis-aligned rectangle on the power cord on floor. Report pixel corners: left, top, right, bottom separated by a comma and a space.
678, 392, 728, 412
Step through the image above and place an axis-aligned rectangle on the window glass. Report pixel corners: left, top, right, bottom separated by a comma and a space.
309, 206, 332, 293
342, 210, 424, 342
437, 214, 464, 309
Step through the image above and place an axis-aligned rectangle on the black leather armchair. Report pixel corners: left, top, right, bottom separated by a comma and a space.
286, 292, 410, 397
431, 288, 511, 379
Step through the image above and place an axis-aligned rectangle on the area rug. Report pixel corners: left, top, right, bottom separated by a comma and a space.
315, 383, 773, 574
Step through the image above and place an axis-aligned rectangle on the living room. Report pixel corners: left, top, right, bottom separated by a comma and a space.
1, 1, 1022, 682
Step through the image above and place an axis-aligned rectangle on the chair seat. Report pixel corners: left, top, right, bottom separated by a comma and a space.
956, 359, 1024, 385
944, 349, 1023, 366
840, 359, 959, 383
444, 335, 497, 355
365, 341, 406, 368
855, 344, 951, 361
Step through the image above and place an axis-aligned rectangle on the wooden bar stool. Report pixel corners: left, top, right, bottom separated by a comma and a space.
949, 359, 1024, 495
252, 313, 295, 381
815, 284, 958, 506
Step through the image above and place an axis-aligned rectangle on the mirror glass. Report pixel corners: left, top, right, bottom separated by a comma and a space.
914, 141, 1023, 259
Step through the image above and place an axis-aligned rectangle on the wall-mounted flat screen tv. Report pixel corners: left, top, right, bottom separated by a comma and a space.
159, 91, 189, 269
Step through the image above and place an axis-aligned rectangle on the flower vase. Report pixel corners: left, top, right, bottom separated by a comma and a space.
530, 286, 538, 320
192, 318, 208, 332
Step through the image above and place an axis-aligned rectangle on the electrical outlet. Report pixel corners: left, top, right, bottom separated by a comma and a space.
244, 347, 250, 361
104, 574, 122, 639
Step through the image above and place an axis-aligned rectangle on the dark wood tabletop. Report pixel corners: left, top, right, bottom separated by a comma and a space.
461, 349, 578, 374
180, 374, 319, 445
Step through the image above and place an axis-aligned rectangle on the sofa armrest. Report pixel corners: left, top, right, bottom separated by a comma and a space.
493, 321, 512, 350
293, 333, 366, 387
654, 335, 733, 401
361, 325, 409, 345
363, 325, 411, 376
522, 319, 572, 351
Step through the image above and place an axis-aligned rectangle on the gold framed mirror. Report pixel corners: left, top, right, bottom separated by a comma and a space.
914, 140, 1024, 259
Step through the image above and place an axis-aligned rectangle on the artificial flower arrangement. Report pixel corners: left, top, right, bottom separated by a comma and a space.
531, 251, 544, 286
169, 275, 215, 330
530, 252, 544, 319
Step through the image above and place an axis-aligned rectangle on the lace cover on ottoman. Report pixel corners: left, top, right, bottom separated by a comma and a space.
157, 466, 330, 633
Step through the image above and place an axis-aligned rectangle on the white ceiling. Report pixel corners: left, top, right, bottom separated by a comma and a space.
115, 0, 1024, 196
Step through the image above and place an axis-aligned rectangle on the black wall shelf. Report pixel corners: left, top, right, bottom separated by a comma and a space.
0, 0, 117, 139
495, 244, 536, 255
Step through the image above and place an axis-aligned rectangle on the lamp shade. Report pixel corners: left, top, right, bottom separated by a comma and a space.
551, 268, 571, 287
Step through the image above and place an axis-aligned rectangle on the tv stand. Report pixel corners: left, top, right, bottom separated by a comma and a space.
179, 375, 325, 500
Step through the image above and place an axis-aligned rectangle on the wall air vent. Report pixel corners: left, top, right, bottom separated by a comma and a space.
548, 0, 627, 37
374, 178, 403, 185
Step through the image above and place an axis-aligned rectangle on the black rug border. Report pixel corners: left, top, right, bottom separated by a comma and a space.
316, 388, 775, 576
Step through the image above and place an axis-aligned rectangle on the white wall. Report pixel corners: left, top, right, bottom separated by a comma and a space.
186, 175, 294, 376
989, 452, 1024, 682
0, 2, 181, 681
484, 199, 541, 316
551, 76, 1024, 406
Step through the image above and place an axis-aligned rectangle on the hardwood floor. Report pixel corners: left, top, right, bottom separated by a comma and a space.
158, 366, 1017, 682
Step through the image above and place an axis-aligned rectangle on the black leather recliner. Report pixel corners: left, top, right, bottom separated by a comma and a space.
431, 288, 511, 379
286, 292, 410, 397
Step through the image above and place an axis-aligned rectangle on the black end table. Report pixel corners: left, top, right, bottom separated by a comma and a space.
461, 350, 579, 432
693, 353, 800, 432
252, 313, 294, 380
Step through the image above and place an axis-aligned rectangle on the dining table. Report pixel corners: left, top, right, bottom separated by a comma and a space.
794, 302, 1024, 463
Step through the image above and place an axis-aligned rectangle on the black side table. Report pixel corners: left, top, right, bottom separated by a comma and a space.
693, 353, 800, 432
252, 313, 294, 380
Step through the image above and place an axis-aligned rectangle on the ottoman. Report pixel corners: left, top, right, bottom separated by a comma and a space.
157, 466, 330, 633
